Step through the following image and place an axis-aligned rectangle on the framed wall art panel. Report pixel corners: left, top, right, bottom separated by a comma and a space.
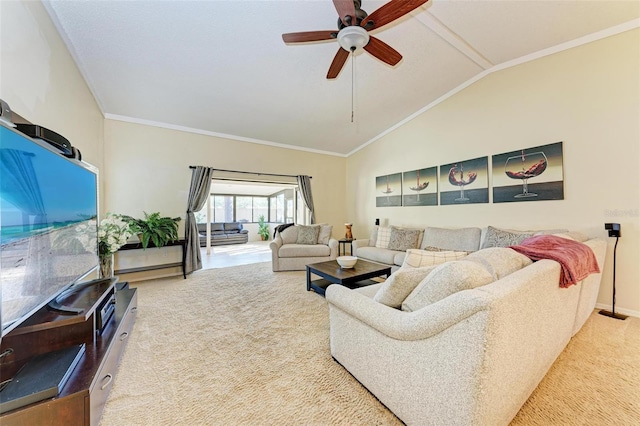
376, 173, 402, 207
439, 157, 489, 205
492, 142, 564, 203
402, 167, 437, 206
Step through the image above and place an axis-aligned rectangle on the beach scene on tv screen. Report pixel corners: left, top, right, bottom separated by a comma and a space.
1, 126, 98, 333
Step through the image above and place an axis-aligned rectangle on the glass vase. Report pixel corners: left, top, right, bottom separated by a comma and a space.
99, 254, 114, 278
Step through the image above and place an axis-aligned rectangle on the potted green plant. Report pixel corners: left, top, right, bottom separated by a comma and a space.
126, 211, 181, 249
257, 214, 270, 241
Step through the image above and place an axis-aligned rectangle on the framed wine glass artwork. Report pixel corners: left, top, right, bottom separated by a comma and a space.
492, 142, 564, 203
402, 167, 437, 206
439, 156, 489, 205
375, 173, 402, 207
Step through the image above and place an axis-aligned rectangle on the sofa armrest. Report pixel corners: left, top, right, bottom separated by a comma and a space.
351, 239, 371, 255
326, 284, 489, 341
269, 235, 283, 271
328, 238, 338, 258
269, 235, 283, 251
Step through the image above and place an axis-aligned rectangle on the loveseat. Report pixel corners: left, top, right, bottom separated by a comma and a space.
327, 234, 606, 425
197, 222, 248, 247
270, 224, 338, 271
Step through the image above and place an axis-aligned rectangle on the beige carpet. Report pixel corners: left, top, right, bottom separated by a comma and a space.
101, 262, 640, 425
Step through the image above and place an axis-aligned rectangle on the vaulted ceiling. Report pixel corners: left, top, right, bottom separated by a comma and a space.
43, 0, 639, 156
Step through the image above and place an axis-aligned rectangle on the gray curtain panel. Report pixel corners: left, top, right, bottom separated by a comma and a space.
297, 175, 315, 224
185, 166, 214, 275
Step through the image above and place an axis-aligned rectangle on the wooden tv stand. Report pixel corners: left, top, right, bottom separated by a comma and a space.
0, 280, 137, 426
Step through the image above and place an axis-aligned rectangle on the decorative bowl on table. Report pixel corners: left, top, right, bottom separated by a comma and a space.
337, 256, 358, 269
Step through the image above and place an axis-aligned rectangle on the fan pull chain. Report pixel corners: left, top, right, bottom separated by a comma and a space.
351, 47, 355, 123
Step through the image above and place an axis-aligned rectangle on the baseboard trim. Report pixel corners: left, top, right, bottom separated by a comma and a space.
595, 303, 640, 319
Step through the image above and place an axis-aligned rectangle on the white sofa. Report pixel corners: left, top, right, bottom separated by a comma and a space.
326, 237, 606, 425
353, 226, 483, 271
270, 224, 338, 271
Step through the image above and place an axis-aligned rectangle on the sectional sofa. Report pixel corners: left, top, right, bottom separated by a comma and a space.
327, 226, 606, 425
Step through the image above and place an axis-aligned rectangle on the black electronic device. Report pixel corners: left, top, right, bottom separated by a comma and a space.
96, 291, 116, 333
0, 344, 85, 414
15, 123, 74, 157
0, 124, 99, 338
604, 223, 621, 237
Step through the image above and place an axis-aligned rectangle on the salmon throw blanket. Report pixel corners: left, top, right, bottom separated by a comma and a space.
510, 235, 600, 288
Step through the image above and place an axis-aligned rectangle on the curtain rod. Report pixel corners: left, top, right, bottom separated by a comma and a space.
189, 166, 311, 179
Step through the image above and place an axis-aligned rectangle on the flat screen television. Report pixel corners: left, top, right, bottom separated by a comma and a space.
0, 123, 98, 338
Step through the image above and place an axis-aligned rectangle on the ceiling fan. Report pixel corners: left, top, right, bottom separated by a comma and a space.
282, 0, 429, 79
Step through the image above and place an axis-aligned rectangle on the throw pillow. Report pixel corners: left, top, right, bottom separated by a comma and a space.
481, 226, 534, 249
317, 224, 333, 245
280, 226, 298, 245
375, 226, 392, 248
374, 266, 437, 308
553, 231, 589, 242
464, 247, 533, 280
369, 226, 378, 246
387, 226, 422, 252
296, 225, 320, 245
401, 248, 469, 269
401, 260, 494, 312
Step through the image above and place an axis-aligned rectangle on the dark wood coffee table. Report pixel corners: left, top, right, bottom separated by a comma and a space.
306, 259, 392, 296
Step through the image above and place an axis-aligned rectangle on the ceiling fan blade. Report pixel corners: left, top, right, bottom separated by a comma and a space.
361, 0, 429, 31
327, 48, 350, 79
282, 31, 337, 44
333, 0, 357, 27
364, 36, 402, 66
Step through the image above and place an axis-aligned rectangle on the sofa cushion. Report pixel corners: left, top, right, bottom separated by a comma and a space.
280, 226, 299, 245
374, 266, 437, 308
388, 226, 422, 252
394, 252, 407, 267
279, 243, 330, 258
421, 226, 482, 252
402, 248, 469, 269
481, 226, 534, 249
552, 231, 589, 242
211, 223, 225, 232
224, 222, 242, 232
317, 224, 333, 245
375, 226, 392, 248
357, 246, 398, 265
465, 247, 533, 280
401, 261, 494, 312
297, 225, 320, 245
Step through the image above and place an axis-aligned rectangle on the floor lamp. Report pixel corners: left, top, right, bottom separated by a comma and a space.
599, 223, 627, 320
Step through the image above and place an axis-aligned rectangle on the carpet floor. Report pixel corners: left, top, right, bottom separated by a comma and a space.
100, 262, 640, 425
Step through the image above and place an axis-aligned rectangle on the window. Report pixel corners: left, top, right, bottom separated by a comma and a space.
213, 195, 233, 222
236, 196, 252, 223
195, 194, 277, 223
253, 197, 268, 222
270, 193, 284, 223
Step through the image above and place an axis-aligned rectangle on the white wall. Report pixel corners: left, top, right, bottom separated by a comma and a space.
0, 0, 103, 168
346, 30, 640, 315
103, 119, 346, 240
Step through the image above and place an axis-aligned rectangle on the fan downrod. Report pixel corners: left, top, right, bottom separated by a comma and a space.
337, 0, 368, 29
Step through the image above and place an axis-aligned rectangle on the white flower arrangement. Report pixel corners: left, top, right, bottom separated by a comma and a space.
98, 213, 134, 256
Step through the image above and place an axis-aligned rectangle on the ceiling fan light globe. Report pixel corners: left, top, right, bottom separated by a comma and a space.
337, 26, 369, 52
